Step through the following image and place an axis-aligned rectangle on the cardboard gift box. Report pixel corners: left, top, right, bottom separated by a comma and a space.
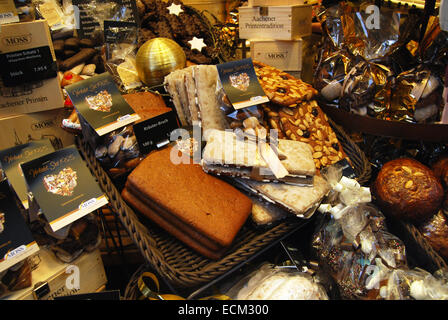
1, 249, 107, 300
0, 108, 75, 150
0, 19, 64, 117
250, 39, 303, 71
238, 5, 312, 40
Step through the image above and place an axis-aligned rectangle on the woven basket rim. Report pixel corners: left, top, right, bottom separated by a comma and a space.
402, 219, 448, 272
75, 119, 371, 288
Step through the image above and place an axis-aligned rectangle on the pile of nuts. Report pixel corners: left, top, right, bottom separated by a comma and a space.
264, 100, 348, 169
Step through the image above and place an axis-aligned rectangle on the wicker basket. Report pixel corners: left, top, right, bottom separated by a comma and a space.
387, 215, 448, 273
75, 120, 371, 288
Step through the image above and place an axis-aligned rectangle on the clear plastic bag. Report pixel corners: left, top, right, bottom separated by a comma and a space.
313, 174, 448, 300
28, 192, 102, 264
78, 113, 143, 181
0, 259, 32, 299
103, 21, 141, 92
216, 80, 266, 136
226, 263, 329, 300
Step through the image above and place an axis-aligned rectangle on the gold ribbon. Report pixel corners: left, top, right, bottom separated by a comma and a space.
137, 272, 231, 301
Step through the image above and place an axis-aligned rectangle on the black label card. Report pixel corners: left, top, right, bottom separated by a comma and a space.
0, 180, 39, 273
65, 72, 140, 136
216, 58, 269, 110
73, 0, 139, 39
71, 0, 101, 39
0, 139, 54, 208
133, 111, 179, 155
0, 46, 57, 87
20, 145, 108, 232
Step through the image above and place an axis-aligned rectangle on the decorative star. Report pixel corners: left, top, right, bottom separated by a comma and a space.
167, 3, 183, 15
188, 37, 207, 52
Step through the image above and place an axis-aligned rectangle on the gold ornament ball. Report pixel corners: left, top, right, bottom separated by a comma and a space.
136, 38, 186, 87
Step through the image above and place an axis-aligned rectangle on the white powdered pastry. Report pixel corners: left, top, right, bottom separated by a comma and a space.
192, 65, 228, 134
202, 129, 315, 176
251, 197, 288, 226
238, 273, 328, 300
237, 175, 330, 217
164, 70, 189, 127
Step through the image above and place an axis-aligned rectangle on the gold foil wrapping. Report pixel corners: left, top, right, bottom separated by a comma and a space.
135, 38, 186, 87
315, 2, 447, 124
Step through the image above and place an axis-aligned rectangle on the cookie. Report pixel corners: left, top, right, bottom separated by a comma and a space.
264, 100, 348, 170
253, 60, 317, 107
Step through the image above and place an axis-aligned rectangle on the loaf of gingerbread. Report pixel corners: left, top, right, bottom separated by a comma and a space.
121, 146, 253, 260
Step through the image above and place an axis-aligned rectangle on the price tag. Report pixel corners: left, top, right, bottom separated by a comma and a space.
0, 45, 57, 87
133, 111, 179, 155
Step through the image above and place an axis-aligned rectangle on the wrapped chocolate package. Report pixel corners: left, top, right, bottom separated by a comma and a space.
103, 21, 142, 92
339, 60, 392, 116
314, 49, 354, 103
388, 67, 443, 123
320, 2, 401, 61
313, 171, 448, 300
315, 1, 448, 125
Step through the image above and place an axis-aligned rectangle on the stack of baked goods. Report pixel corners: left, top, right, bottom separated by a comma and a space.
163, 62, 350, 170
164, 64, 228, 131
372, 156, 448, 261
162, 61, 351, 228
119, 61, 353, 260
121, 146, 252, 260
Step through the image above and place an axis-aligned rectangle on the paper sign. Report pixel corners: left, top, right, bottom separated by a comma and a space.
21, 145, 108, 232
65, 72, 140, 136
216, 58, 269, 110
0, 179, 39, 273
0, 139, 54, 208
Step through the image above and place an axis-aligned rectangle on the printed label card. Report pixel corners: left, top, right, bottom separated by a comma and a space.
216, 58, 269, 110
0, 139, 54, 208
21, 145, 108, 232
0, 179, 39, 273
65, 72, 140, 136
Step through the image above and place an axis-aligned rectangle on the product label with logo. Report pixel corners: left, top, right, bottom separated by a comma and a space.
0, 20, 64, 117
20, 145, 108, 232
217, 58, 269, 110
65, 72, 140, 136
0, 139, 54, 208
0, 179, 39, 273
